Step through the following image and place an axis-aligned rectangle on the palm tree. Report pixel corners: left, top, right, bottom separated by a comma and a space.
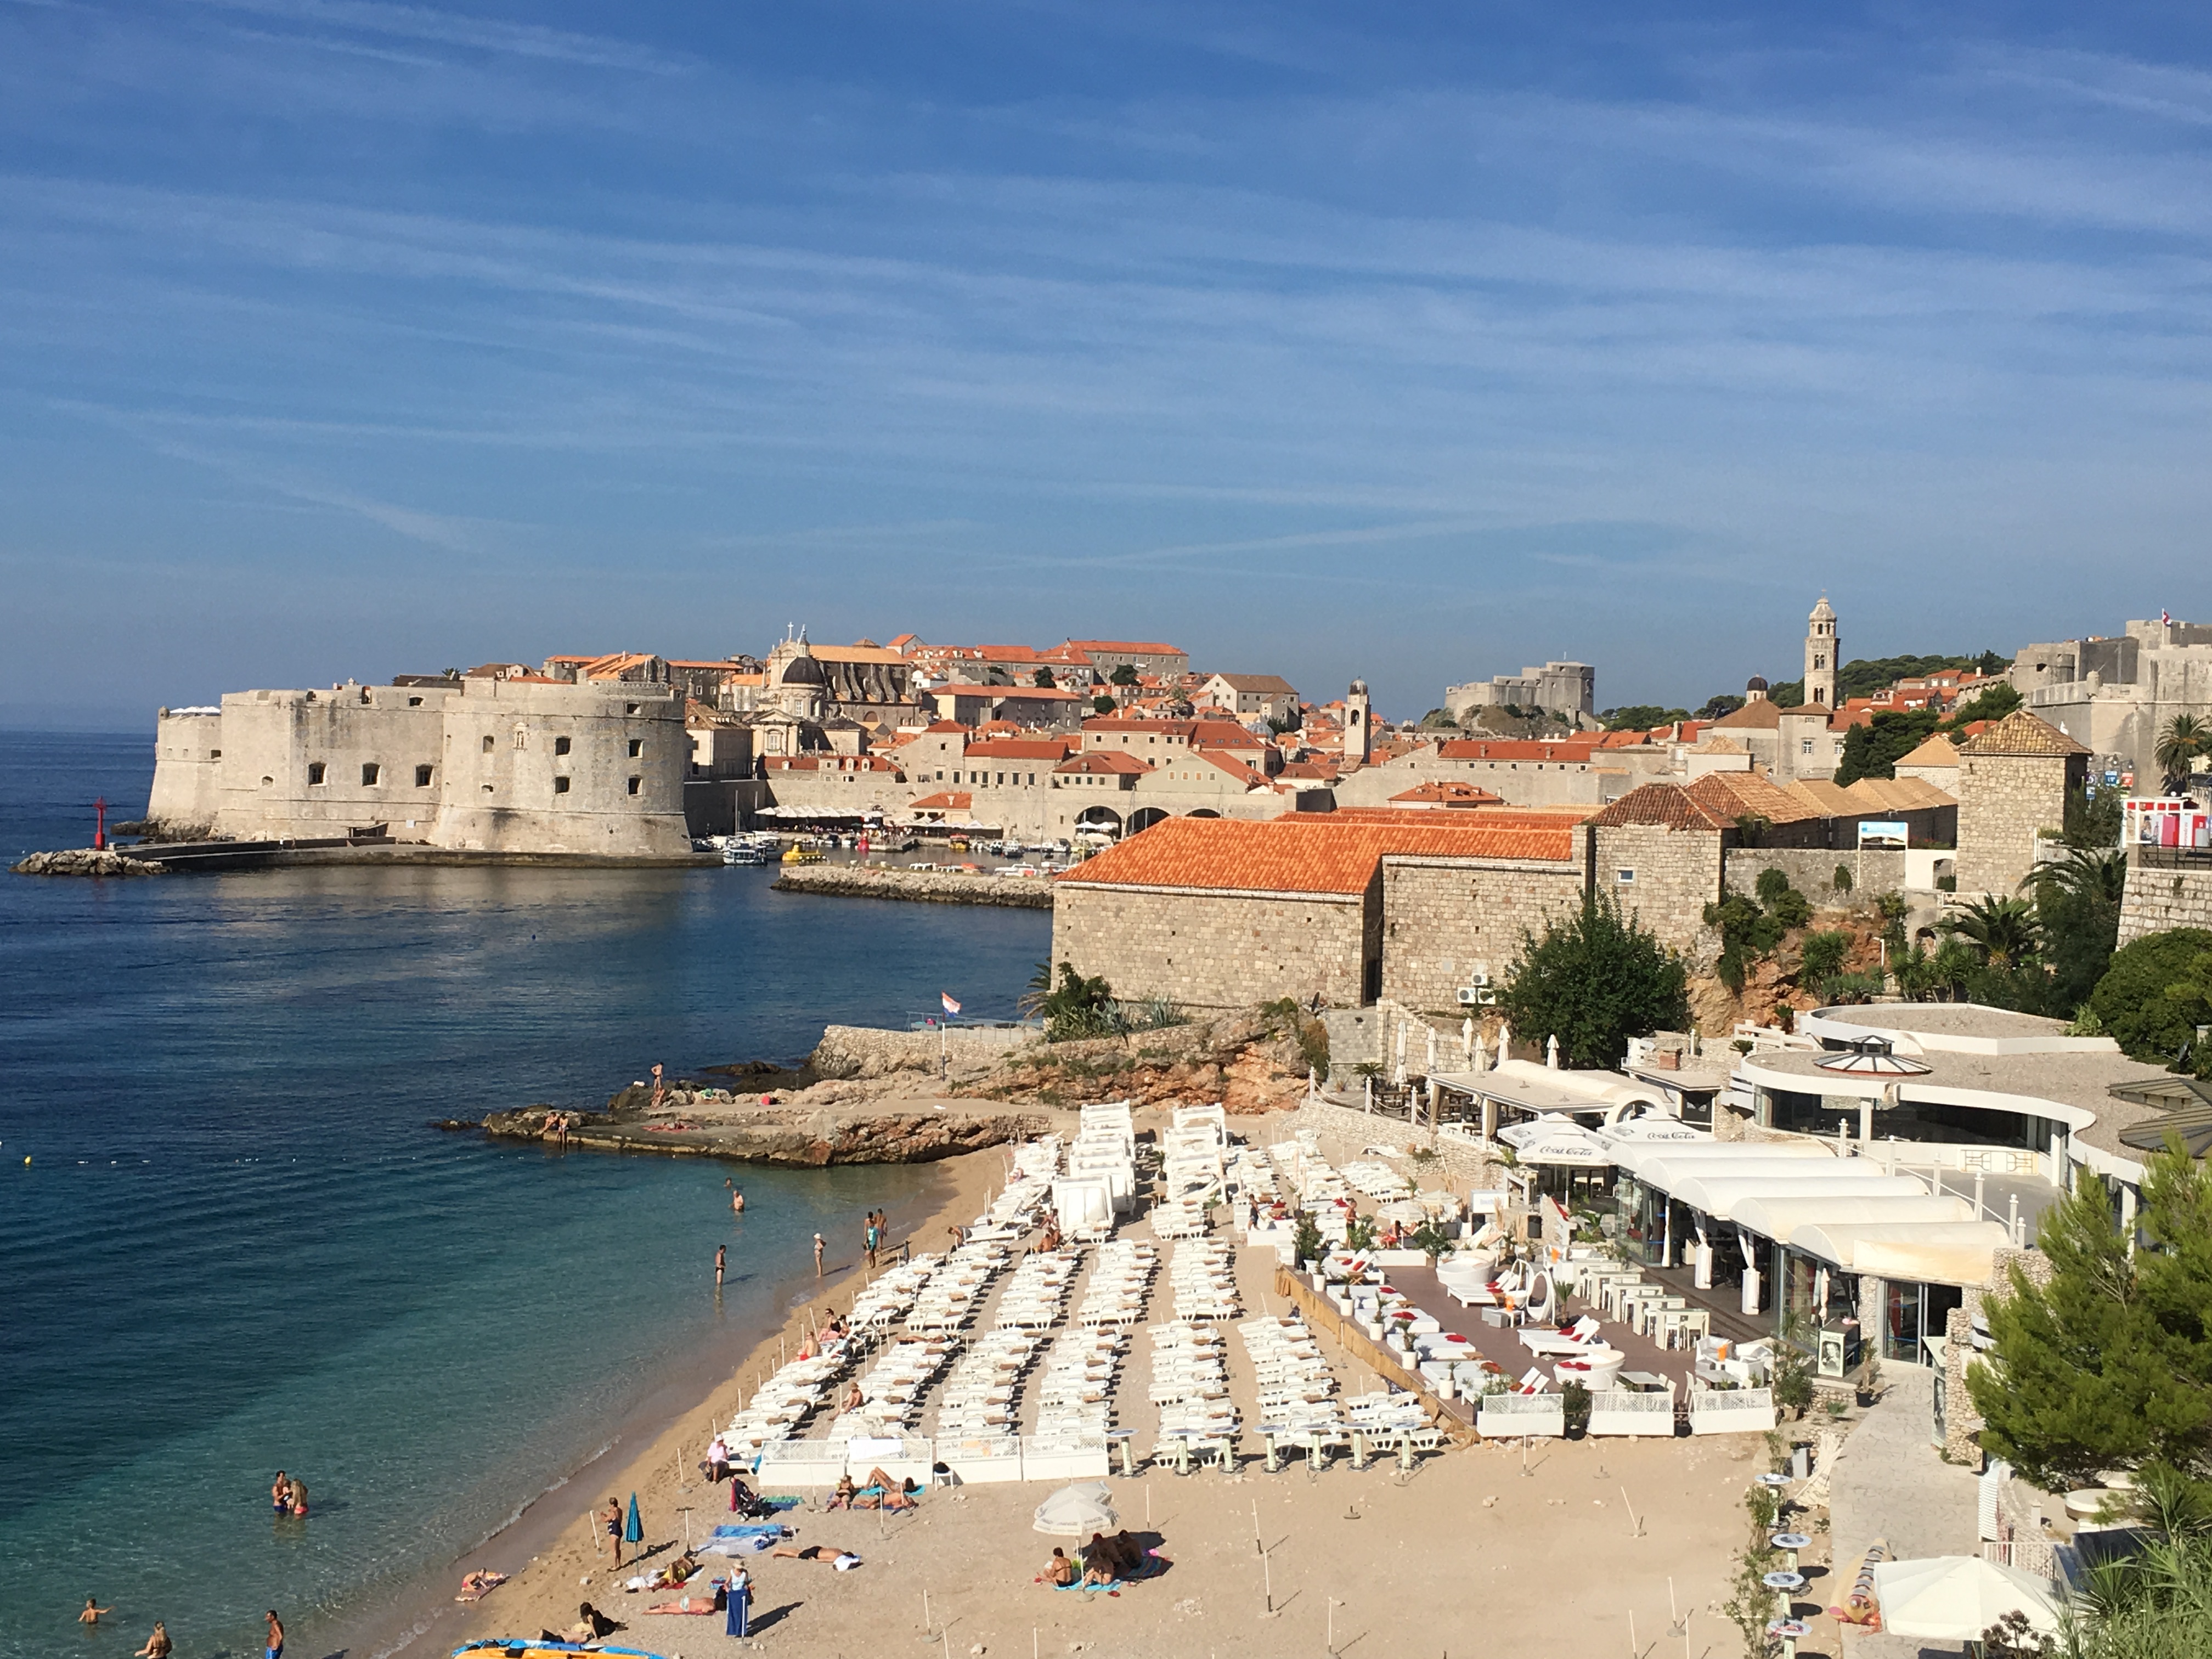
1943, 895, 2042, 968
2156, 713, 2212, 791
2019, 847, 2127, 909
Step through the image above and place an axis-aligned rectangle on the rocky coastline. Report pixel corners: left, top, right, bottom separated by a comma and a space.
771, 863, 1054, 907
12, 848, 167, 877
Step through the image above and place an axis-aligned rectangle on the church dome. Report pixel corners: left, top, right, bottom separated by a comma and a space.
780, 651, 827, 687
1746, 675, 1769, 692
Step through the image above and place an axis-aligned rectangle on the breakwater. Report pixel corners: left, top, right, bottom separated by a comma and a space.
774, 863, 1054, 907
480, 1102, 1056, 1165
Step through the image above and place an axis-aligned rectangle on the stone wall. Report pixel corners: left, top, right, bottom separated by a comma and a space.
1284, 1098, 1508, 1189
1724, 847, 1906, 904
1591, 821, 1725, 956
2118, 853, 2212, 945
1943, 1245, 2051, 1465
810, 1023, 1039, 1079
1051, 880, 1373, 1009
1956, 752, 2080, 898
774, 865, 1055, 909
1379, 854, 1586, 1013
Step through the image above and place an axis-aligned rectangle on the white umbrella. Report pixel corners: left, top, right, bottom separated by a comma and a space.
1032, 1481, 1118, 1537
1870, 1556, 2063, 1640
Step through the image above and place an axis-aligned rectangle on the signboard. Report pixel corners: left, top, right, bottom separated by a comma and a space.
1858, 819, 1910, 849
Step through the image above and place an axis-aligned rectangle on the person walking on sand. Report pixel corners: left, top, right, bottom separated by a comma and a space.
715, 1244, 726, 1289
864, 1216, 879, 1270
133, 1623, 171, 1658
78, 1596, 114, 1626
265, 1609, 284, 1659
814, 1232, 825, 1277
603, 1497, 624, 1566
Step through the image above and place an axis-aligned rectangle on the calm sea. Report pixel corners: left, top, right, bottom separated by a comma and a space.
0, 730, 1049, 1659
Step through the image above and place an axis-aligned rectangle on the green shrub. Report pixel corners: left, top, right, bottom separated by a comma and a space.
1769, 887, 1813, 929
2091, 929, 2212, 1066
1560, 1379, 1592, 1435
1832, 863, 1854, 894
1754, 866, 1792, 906
1799, 930, 1852, 982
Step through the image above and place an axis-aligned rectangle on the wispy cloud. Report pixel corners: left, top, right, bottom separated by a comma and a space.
185, 0, 689, 74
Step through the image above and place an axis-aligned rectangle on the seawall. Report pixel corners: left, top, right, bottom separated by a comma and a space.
810, 1023, 1038, 1078
479, 1102, 1055, 1165
773, 864, 1055, 907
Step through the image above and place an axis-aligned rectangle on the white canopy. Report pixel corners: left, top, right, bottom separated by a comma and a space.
1615, 1143, 1837, 1182
1496, 1120, 1610, 1166
1595, 1118, 1712, 1146
1033, 1481, 1118, 1537
1730, 1193, 1975, 1243
1870, 1555, 2062, 1639
1663, 1171, 1925, 1216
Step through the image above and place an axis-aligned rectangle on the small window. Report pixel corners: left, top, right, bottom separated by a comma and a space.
408, 696, 424, 707
554, 736, 572, 756
209, 749, 222, 760
625, 702, 640, 715
415, 765, 434, 787
361, 763, 380, 786
1617, 868, 1636, 884
554, 776, 571, 794
1801, 740, 1814, 755
307, 762, 326, 786
627, 776, 641, 795
628, 738, 642, 758
482, 735, 494, 753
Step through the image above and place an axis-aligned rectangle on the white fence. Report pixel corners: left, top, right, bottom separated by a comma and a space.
1476, 1391, 1565, 1439
1688, 1387, 1778, 1436
1587, 1389, 1679, 1437
752, 1433, 1109, 1485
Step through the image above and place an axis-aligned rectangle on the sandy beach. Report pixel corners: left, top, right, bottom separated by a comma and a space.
440, 1114, 1796, 1659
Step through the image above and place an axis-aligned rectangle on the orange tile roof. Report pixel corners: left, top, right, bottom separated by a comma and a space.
1588, 784, 1734, 831
1057, 751, 1153, 775
1387, 781, 1508, 806
1285, 806, 1596, 827
1686, 770, 1825, 825
1064, 639, 1184, 654
1434, 738, 1601, 761
921, 720, 970, 734
1058, 816, 1578, 896
964, 738, 1076, 761
1956, 709, 2089, 757
909, 791, 973, 809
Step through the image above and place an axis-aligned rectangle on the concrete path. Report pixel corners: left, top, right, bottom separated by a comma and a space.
1829, 1364, 1981, 1659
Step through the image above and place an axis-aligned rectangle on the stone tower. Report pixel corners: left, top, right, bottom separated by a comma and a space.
1804, 595, 1839, 708
1343, 679, 1371, 765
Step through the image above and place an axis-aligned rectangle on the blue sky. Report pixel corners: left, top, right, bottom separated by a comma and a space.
3, 1, 2210, 727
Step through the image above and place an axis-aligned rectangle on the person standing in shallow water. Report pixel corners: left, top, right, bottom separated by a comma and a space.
133, 1622, 171, 1658
78, 1596, 114, 1626
814, 1232, 825, 1276
265, 1609, 284, 1659
715, 1244, 726, 1288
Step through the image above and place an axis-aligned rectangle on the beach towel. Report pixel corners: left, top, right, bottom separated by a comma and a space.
710, 1523, 786, 1537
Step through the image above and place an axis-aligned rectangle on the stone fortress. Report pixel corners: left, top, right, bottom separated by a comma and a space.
2009, 614, 2212, 789
146, 676, 691, 857
1444, 658, 1595, 723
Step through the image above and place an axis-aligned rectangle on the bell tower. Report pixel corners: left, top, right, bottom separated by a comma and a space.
1343, 679, 1371, 764
1804, 596, 1839, 708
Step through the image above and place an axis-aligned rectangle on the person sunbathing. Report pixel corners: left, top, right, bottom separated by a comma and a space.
770, 1544, 862, 1570
455, 1570, 507, 1600
861, 1468, 917, 1510
1041, 1548, 1078, 1587
828, 1474, 859, 1510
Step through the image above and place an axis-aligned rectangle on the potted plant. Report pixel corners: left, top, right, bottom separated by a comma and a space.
1561, 1379, 1592, 1437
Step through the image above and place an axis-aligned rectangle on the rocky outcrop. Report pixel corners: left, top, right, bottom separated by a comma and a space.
480, 1102, 1051, 1165
810, 1023, 1037, 1080
979, 1006, 1325, 1113
772, 865, 1053, 908
12, 849, 167, 877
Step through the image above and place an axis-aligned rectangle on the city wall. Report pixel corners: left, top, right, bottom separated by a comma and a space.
1051, 879, 1374, 1009
1379, 854, 1587, 1013
2118, 854, 2212, 945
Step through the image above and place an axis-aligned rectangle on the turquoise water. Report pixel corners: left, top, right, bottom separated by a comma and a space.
0, 731, 1050, 1659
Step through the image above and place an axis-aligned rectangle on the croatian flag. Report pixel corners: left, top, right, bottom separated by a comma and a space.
2163, 609, 2173, 625
941, 991, 962, 1017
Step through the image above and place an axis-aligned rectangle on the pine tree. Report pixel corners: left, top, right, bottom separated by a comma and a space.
1972, 1148, 2212, 1498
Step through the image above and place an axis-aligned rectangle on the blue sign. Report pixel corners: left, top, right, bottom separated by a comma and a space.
1858, 820, 1910, 848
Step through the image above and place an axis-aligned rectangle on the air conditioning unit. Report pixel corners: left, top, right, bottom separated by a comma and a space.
1456, 985, 1499, 1007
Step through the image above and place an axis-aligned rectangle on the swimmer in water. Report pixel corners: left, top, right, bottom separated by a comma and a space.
715, 1244, 726, 1288
79, 1596, 115, 1626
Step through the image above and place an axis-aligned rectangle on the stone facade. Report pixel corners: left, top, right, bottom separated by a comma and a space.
1379, 851, 1588, 1013
148, 678, 691, 856
1723, 847, 1908, 904
1955, 751, 2086, 897
809, 1023, 1037, 1080
2118, 853, 2212, 945
1590, 821, 1725, 957
1050, 881, 1376, 1010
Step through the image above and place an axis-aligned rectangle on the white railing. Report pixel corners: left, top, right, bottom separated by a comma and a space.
1689, 1387, 1777, 1436
1983, 1538, 2061, 1578
1587, 1389, 1678, 1436
1477, 1391, 1565, 1439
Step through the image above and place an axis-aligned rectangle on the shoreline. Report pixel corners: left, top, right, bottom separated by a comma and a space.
371, 1146, 1003, 1657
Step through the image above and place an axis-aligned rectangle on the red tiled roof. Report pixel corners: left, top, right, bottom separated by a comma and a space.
1956, 710, 2089, 757
1283, 806, 1596, 827
1057, 751, 1153, 775
1434, 738, 1601, 762
1204, 673, 1297, 693
1059, 816, 1579, 895
1388, 781, 1508, 806
665, 659, 741, 670
1064, 639, 1184, 654
1587, 784, 1735, 831
909, 791, 973, 809
922, 720, 970, 734
1686, 771, 1825, 825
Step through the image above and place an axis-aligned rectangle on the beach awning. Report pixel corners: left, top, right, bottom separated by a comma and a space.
1870, 1556, 2062, 1639
1787, 1220, 2009, 1278
1728, 1193, 1976, 1245
1495, 1120, 1610, 1166
1663, 1170, 1923, 1217
1613, 1142, 1836, 1182
1033, 1481, 1118, 1537
1849, 1232, 2008, 1289
1595, 1118, 1712, 1146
